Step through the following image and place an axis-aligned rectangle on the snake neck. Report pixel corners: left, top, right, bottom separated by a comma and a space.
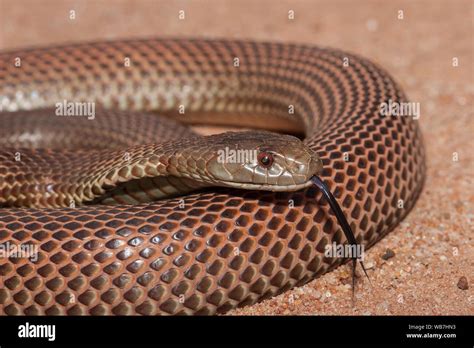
0, 141, 213, 208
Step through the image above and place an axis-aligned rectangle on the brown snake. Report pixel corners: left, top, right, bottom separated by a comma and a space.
0, 39, 426, 315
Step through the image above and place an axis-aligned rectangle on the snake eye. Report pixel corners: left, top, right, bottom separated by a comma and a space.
257, 152, 274, 168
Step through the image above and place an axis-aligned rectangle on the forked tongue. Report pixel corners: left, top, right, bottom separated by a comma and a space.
310, 176, 371, 300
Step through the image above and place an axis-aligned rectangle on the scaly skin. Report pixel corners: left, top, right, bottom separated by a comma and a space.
0, 39, 425, 315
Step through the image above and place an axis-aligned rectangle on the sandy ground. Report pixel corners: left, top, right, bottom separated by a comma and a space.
0, 0, 472, 315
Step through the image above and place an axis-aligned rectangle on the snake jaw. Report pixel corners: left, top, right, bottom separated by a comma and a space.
213, 178, 316, 191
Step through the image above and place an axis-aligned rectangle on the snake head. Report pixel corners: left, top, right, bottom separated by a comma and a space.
201, 131, 323, 191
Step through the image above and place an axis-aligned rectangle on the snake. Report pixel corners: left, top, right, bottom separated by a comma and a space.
0, 39, 426, 315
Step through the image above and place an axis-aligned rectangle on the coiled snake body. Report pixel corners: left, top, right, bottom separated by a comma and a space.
0, 39, 425, 315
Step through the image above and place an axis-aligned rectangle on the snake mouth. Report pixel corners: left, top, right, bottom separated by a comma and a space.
217, 179, 314, 191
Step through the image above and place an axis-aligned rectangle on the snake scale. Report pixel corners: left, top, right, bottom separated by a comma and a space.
0, 39, 425, 315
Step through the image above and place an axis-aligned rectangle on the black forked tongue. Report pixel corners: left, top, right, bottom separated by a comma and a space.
311, 176, 371, 301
